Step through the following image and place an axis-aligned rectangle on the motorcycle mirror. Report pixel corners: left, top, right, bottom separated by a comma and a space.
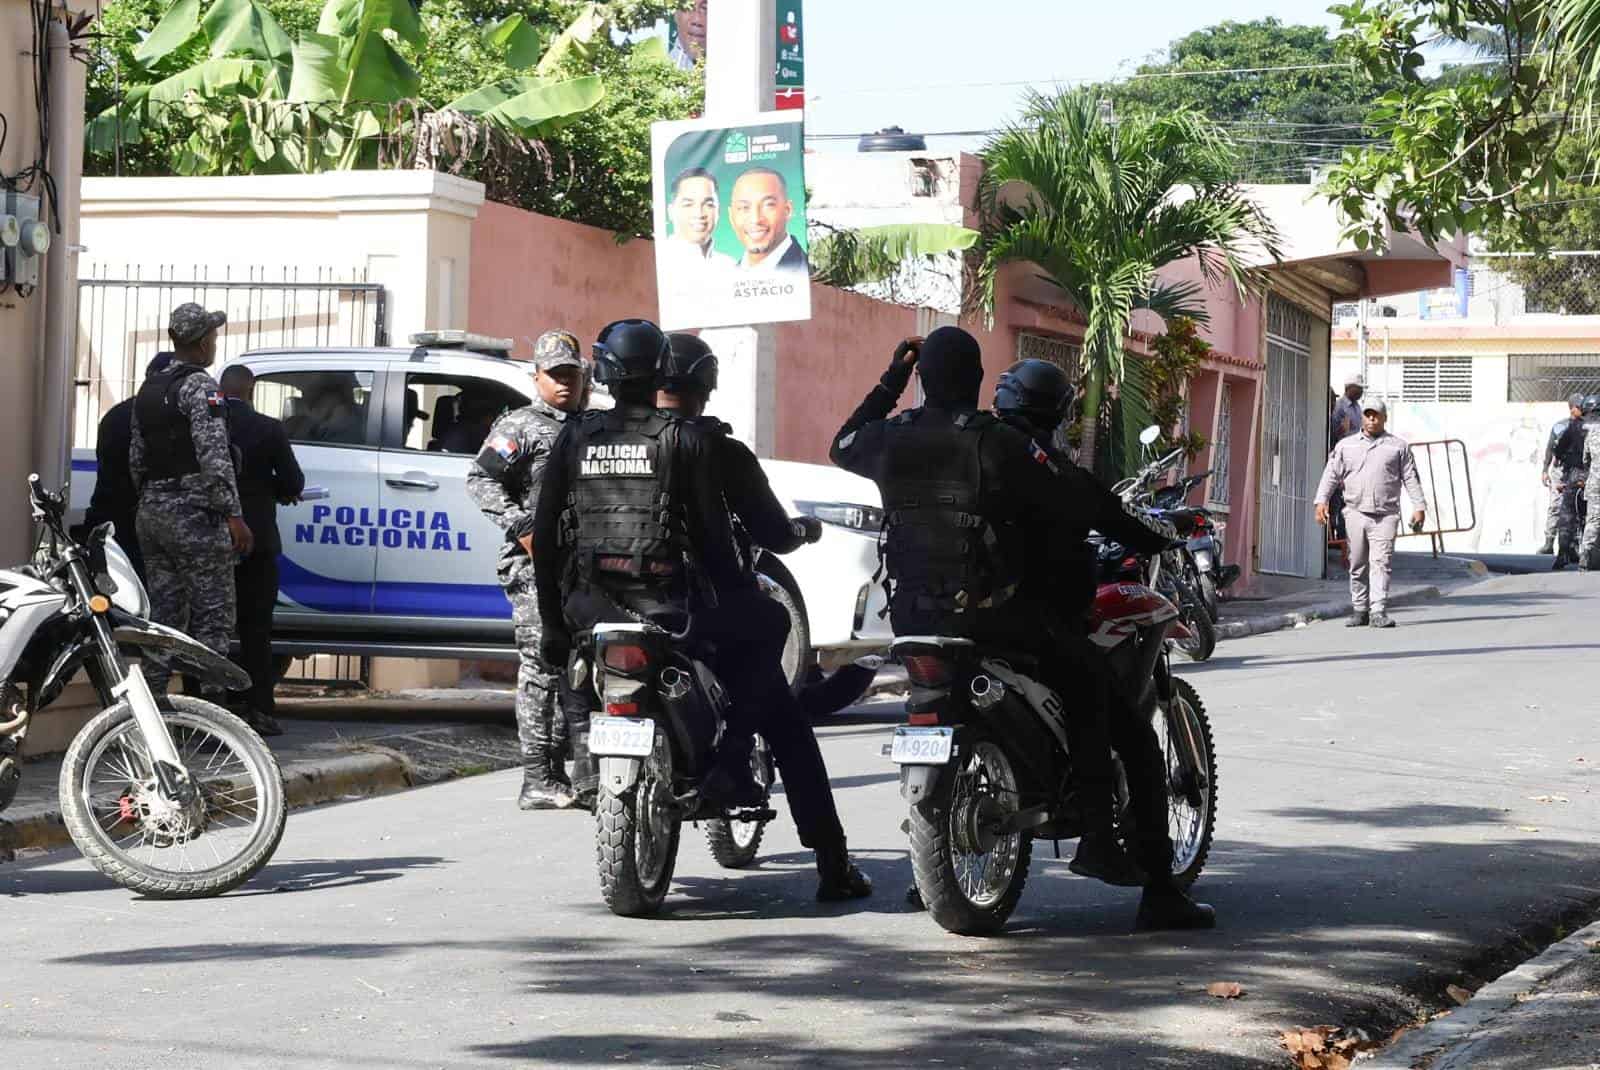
1139, 425, 1162, 447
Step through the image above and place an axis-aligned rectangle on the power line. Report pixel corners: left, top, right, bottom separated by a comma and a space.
810, 57, 1513, 99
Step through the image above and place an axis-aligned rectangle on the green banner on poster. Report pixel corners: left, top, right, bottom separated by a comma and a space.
666, 1, 804, 109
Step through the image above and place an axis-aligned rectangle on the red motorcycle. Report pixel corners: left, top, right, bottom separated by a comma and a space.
888, 540, 1218, 936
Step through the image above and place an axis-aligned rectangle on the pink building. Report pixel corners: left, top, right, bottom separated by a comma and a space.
468, 171, 1461, 591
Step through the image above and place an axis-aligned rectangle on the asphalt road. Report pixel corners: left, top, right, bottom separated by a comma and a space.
5, 573, 1600, 1069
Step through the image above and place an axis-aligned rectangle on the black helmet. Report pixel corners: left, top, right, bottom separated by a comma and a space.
994, 359, 1075, 432
1584, 394, 1600, 417
592, 319, 669, 386
661, 333, 720, 395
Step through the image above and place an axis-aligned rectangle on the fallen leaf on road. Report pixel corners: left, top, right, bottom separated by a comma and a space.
1517, 825, 1541, 832
1280, 1025, 1380, 1069
1527, 795, 1571, 804
1446, 984, 1474, 1005
1205, 981, 1244, 999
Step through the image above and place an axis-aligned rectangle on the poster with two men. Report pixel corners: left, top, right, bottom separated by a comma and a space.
650, 113, 811, 331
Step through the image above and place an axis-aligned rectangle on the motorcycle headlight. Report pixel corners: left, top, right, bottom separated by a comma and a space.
794, 500, 884, 533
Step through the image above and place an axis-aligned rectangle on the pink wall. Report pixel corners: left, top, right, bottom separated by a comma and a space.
469, 200, 659, 359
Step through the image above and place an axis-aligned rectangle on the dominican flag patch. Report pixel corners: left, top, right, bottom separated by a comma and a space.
489, 434, 520, 461
1029, 441, 1049, 464
206, 390, 227, 412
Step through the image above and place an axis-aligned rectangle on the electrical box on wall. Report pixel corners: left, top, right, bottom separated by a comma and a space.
2, 191, 49, 296
0, 209, 18, 287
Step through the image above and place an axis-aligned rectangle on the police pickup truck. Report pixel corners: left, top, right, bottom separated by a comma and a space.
69, 333, 892, 683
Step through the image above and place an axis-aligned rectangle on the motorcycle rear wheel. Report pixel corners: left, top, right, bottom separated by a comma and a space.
60, 696, 286, 898
595, 772, 681, 917
1198, 573, 1220, 624
908, 737, 1032, 936
1153, 678, 1217, 888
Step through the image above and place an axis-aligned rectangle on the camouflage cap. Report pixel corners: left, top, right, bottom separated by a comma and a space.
169, 302, 227, 345
533, 329, 583, 371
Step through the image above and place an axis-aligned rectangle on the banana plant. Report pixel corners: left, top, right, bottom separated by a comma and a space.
87, 0, 615, 174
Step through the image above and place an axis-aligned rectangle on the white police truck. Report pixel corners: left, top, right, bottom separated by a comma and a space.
69, 333, 892, 685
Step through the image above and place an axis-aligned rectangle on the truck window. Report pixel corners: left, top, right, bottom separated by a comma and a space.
401, 373, 528, 455
257, 370, 376, 446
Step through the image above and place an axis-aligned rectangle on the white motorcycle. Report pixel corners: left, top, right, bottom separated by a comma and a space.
0, 476, 286, 897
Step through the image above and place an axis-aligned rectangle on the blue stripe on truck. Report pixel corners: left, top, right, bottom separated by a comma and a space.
278, 555, 509, 619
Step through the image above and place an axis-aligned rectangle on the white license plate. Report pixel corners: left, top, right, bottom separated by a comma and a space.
890, 726, 954, 765
589, 716, 655, 757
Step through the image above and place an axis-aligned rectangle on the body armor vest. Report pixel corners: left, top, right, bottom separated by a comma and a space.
877, 409, 1018, 628
567, 408, 685, 583
1554, 418, 1587, 470
134, 364, 208, 482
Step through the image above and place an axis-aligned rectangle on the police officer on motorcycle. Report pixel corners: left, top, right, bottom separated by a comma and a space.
533, 319, 872, 901
831, 332, 1214, 930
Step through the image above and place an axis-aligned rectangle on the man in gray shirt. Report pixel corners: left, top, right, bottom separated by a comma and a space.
1313, 396, 1426, 628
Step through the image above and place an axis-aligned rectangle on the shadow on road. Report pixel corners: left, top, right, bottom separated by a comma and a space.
1270, 803, 1509, 828
3, 854, 447, 900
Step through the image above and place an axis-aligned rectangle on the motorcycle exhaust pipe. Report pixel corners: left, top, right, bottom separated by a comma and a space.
969, 673, 1005, 711
658, 665, 692, 701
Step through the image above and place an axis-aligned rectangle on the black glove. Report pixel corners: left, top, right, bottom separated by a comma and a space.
791, 516, 824, 544
879, 338, 921, 395
538, 630, 572, 671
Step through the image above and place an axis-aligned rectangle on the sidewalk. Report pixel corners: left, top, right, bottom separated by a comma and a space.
1364, 918, 1600, 1069
1217, 552, 1487, 639
0, 709, 520, 858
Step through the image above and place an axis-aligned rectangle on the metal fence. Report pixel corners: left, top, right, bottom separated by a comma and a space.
1398, 439, 1477, 555
74, 265, 387, 448
279, 654, 371, 689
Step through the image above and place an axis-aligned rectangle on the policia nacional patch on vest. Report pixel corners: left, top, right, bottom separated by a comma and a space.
580, 443, 655, 477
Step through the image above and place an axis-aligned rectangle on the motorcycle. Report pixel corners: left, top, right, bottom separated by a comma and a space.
1114, 435, 1217, 662
888, 539, 1218, 936
578, 621, 778, 917
1150, 472, 1240, 622
0, 476, 286, 896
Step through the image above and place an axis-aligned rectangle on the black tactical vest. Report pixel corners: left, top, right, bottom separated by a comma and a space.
877, 408, 1019, 632
133, 363, 208, 482
1554, 418, 1587, 470
568, 408, 686, 583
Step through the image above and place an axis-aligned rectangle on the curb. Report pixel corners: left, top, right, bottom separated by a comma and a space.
1, 748, 436, 857
1216, 585, 1444, 640
1362, 918, 1600, 1069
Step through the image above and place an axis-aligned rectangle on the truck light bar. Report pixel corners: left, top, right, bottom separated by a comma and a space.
408, 330, 515, 354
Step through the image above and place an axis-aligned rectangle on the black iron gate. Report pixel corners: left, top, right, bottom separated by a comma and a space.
73, 265, 387, 445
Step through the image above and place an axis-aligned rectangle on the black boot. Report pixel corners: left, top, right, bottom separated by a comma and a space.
1539, 539, 1555, 554
1068, 828, 1146, 887
1135, 878, 1216, 932
904, 882, 926, 911
1345, 611, 1369, 627
815, 838, 873, 901
245, 708, 284, 737
518, 702, 575, 810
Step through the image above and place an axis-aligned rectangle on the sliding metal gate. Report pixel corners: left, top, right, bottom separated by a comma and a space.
1259, 295, 1315, 576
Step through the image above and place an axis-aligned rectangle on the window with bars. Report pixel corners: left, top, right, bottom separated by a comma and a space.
1016, 332, 1082, 372
1397, 356, 1473, 402
1209, 387, 1232, 508
1508, 354, 1600, 402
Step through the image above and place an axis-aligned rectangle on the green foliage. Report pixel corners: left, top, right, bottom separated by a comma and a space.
85, 0, 699, 235
1484, 136, 1600, 311
972, 88, 1280, 478
808, 223, 979, 287
1317, 0, 1574, 251
1146, 317, 1211, 460
1094, 18, 1405, 183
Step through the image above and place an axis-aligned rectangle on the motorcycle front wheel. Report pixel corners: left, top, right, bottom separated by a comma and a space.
595, 766, 682, 917
704, 736, 773, 869
907, 736, 1032, 936
59, 696, 286, 898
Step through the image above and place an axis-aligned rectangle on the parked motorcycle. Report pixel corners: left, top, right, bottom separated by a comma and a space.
1150, 473, 1241, 621
1114, 435, 1217, 662
888, 540, 1218, 936
0, 477, 286, 896
579, 621, 778, 916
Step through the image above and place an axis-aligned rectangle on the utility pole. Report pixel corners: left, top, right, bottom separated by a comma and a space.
699, 0, 780, 458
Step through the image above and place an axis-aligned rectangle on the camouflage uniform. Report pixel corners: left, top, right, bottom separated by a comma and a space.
1578, 415, 1600, 569
466, 330, 584, 808
130, 306, 241, 696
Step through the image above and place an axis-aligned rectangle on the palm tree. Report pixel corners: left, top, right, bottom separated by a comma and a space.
972, 89, 1281, 475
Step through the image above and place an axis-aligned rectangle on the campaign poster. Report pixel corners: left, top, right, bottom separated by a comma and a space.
651, 113, 811, 330
667, 0, 804, 109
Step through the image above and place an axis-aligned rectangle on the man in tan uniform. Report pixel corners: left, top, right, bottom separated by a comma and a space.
1313, 396, 1426, 628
